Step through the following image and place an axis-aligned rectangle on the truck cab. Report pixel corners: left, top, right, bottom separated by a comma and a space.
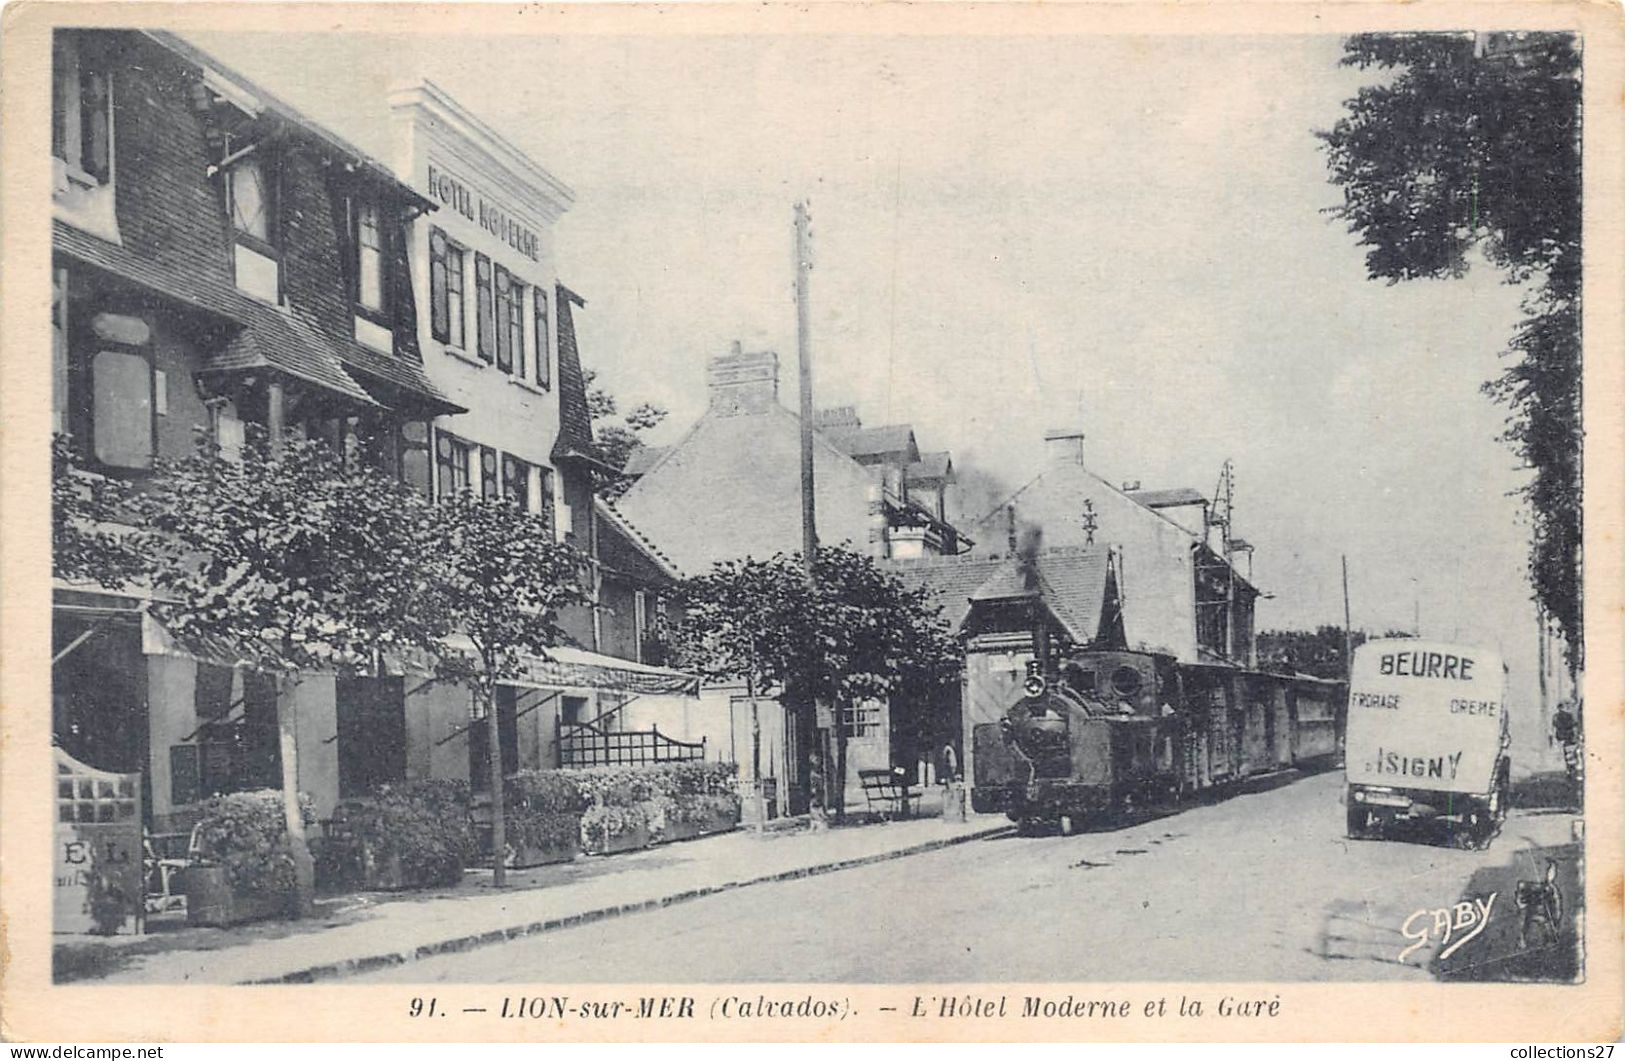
1345, 639, 1510, 847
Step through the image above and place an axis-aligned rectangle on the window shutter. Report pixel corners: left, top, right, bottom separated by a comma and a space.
494, 265, 513, 372
479, 445, 499, 500
512, 284, 527, 379
475, 253, 494, 363
533, 289, 550, 388
79, 64, 110, 183
435, 429, 457, 498
539, 467, 556, 539
428, 229, 449, 342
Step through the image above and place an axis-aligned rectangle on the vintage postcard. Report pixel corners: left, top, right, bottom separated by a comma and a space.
1, 0, 1621, 1043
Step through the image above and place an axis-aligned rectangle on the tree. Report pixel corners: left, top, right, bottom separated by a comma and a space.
416, 490, 589, 886
584, 369, 668, 498
145, 427, 446, 914
663, 545, 963, 820
1319, 32, 1582, 666
52, 433, 152, 589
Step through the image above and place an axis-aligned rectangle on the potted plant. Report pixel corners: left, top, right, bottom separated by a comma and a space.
579, 802, 652, 855
182, 790, 308, 926
505, 771, 587, 868
327, 779, 475, 891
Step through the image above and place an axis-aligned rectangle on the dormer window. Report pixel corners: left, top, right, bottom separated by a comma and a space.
52, 31, 111, 186
356, 200, 385, 313
226, 153, 282, 303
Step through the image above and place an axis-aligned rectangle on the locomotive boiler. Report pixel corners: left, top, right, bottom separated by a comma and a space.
970, 646, 1347, 831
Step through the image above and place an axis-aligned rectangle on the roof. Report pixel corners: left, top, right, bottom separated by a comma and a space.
209, 301, 377, 407
54, 220, 240, 325
335, 339, 465, 418
890, 546, 1110, 645
823, 423, 920, 463
1127, 487, 1208, 509
595, 499, 684, 582
145, 31, 434, 213
551, 284, 596, 465
621, 445, 669, 478
906, 451, 954, 484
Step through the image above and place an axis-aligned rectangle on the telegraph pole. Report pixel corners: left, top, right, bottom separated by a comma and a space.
794, 201, 818, 573
1341, 555, 1354, 680
793, 201, 827, 819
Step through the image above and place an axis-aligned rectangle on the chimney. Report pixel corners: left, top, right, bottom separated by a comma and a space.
707, 344, 780, 416
1044, 426, 1086, 467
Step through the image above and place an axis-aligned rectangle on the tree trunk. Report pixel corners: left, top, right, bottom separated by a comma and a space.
484, 679, 507, 888
747, 674, 766, 832
832, 699, 849, 822
275, 672, 315, 918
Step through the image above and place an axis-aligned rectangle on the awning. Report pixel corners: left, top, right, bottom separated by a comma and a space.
516, 645, 699, 697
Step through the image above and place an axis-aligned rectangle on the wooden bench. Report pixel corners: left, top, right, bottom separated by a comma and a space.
858, 768, 917, 820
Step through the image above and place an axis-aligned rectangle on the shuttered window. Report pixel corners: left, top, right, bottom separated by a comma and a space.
538, 465, 556, 539
509, 279, 528, 379
474, 253, 495, 363
428, 229, 466, 347
533, 288, 550, 389
502, 453, 531, 512
434, 429, 471, 498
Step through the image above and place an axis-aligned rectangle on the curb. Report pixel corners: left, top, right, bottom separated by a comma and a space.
250, 821, 1015, 984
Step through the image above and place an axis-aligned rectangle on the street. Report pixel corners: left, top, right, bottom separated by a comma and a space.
350, 772, 1580, 983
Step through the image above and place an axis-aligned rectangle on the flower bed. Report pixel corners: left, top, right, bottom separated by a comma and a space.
183, 789, 309, 926
569, 761, 740, 854
319, 779, 476, 891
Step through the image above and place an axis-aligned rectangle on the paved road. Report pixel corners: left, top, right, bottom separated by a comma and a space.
352, 772, 1578, 983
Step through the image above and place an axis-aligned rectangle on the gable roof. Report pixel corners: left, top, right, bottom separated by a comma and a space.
889, 546, 1111, 645
907, 451, 954, 484
823, 423, 920, 463
622, 444, 669, 478
595, 499, 684, 583
1126, 486, 1208, 510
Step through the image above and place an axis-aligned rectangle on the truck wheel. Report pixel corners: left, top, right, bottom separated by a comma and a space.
1347, 804, 1375, 840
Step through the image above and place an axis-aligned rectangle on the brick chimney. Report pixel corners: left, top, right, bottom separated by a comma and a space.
707, 342, 780, 416
1044, 426, 1086, 467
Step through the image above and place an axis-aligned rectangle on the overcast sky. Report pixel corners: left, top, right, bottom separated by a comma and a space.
187, 29, 1552, 710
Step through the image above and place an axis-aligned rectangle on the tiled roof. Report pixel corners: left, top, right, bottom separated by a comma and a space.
210, 301, 379, 407
551, 284, 596, 464
888, 555, 1006, 633
906, 451, 954, 483
596, 499, 683, 582
621, 445, 669, 477
823, 423, 919, 462
335, 339, 465, 417
1127, 486, 1208, 509
54, 220, 240, 324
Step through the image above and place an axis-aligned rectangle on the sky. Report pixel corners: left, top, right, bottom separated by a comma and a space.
186, 28, 1556, 717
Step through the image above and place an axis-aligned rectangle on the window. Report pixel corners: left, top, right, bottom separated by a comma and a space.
434, 429, 471, 497
428, 228, 466, 347
226, 153, 281, 302
533, 288, 551, 389
634, 590, 647, 663
335, 677, 406, 799
843, 700, 883, 739
354, 199, 386, 315
208, 397, 245, 464
509, 278, 528, 378
90, 350, 153, 469
53, 32, 111, 184
502, 453, 532, 512
494, 266, 513, 373
469, 686, 519, 792
474, 253, 495, 363
479, 445, 500, 500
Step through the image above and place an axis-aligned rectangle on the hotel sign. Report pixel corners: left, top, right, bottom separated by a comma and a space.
426, 163, 540, 262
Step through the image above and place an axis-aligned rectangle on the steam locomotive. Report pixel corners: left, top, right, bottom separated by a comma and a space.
970, 647, 1347, 830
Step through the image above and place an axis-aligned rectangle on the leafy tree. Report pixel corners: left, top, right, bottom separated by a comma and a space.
51, 433, 152, 589
1319, 32, 1582, 665
1257, 626, 1367, 679
145, 427, 446, 913
583, 368, 668, 499
663, 545, 962, 819
416, 490, 589, 886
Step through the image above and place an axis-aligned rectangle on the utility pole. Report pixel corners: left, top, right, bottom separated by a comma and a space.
1341, 555, 1354, 681
793, 201, 827, 819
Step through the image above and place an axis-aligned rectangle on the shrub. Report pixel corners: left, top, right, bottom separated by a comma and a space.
337, 778, 476, 887
506, 771, 589, 852
190, 789, 311, 901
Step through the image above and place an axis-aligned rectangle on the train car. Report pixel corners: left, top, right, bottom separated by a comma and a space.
971, 646, 1347, 831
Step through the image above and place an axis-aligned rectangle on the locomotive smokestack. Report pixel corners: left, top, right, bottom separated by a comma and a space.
1018, 524, 1049, 680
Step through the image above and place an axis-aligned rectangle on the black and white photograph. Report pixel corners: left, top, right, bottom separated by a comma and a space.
3, 0, 1621, 1044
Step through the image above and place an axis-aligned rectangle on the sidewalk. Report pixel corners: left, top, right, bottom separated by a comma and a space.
56, 811, 1012, 985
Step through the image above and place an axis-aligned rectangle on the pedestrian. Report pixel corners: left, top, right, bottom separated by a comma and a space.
938, 741, 959, 785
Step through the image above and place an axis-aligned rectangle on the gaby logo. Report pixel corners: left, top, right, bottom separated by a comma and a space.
1399, 893, 1496, 964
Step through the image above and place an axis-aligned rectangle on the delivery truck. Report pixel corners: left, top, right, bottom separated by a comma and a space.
1345, 638, 1510, 847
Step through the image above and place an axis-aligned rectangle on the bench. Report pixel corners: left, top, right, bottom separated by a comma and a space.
858, 768, 917, 820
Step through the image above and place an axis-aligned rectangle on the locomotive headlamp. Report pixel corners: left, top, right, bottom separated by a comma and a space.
1023, 661, 1048, 698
